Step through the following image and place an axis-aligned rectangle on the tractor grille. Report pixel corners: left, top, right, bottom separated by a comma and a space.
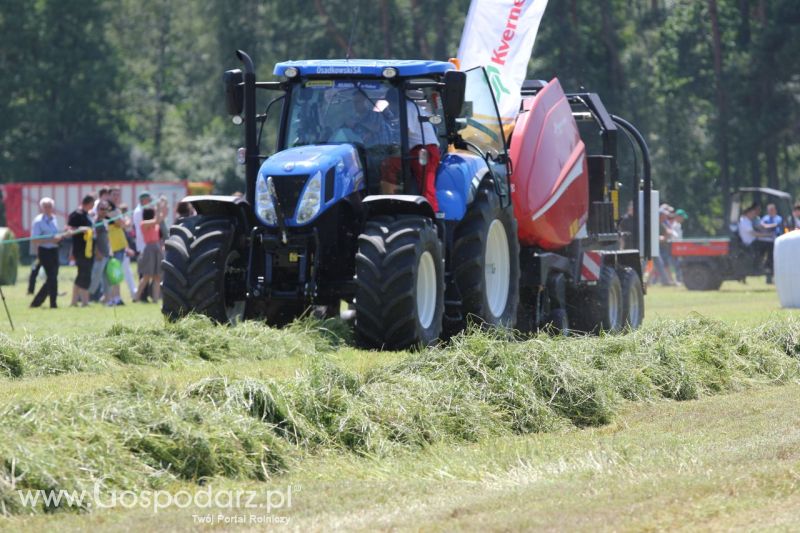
271, 174, 308, 215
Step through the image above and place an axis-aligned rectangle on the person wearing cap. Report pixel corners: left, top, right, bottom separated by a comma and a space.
650, 205, 677, 286
668, 209, 688, 283
672, 209, 688, 239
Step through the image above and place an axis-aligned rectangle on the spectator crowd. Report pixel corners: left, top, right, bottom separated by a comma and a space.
28, 187, 195, 308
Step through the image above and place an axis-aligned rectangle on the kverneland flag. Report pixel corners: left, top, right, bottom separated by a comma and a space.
457, 0, 549, 126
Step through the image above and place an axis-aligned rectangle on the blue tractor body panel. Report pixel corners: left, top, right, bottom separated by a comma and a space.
268, 59, 489, 225
435, 151, 487, 221
274, 59, 454, 78
256, 144, 365, 227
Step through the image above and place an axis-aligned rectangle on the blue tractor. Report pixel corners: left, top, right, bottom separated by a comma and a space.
163, 51, 520, 348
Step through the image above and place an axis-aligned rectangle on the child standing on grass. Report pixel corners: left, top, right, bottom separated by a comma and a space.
134, 206, 165, 303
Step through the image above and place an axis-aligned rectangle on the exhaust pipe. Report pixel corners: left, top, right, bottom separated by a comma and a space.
237, 50, 260, 208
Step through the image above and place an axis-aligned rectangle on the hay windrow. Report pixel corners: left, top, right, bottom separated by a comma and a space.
0, 315, 344, 379
2, 315, 799, 514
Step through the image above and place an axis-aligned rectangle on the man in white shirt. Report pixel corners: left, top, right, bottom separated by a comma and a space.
30, 197, 63, 308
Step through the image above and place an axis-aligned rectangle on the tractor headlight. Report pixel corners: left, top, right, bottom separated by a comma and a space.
256, 175, 277, 225
295, 171, 323, 224
382, 67, 398, 79
284, 66, 299, 79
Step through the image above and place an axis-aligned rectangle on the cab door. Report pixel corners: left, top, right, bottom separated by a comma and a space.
459, 67, 511, 201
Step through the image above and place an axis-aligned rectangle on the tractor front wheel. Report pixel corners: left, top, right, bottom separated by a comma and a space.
354, 215, 444, 349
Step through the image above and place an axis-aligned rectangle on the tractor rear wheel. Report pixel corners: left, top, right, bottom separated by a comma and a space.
354, 215, 444, 349
447, 182, 520, 334
619, 267, 644, 329
162, 216, 247, 324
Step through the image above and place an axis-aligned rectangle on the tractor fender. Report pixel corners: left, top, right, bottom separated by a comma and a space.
435, 151, 489, 221
362, 195, 436, 220
183, 195, 256, 234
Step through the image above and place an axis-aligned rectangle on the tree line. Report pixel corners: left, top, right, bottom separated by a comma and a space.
1, 0, 798, 235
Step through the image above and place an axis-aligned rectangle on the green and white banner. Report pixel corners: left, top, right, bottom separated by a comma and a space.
457, 0, 549, 126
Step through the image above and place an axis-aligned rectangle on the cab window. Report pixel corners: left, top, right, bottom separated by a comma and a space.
459, 68, 506, 157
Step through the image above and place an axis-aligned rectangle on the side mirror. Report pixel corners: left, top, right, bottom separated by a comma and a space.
442, 70, 466, 121
223, 69, 244, 116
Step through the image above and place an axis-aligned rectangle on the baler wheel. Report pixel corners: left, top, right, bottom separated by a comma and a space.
619, 267, 644, 329
354, 215, 444, 349
570, 266, 623, 333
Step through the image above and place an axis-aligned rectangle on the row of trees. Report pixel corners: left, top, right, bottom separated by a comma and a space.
1, 0, 798, 234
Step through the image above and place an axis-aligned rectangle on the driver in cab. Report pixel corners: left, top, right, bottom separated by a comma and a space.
329, 91, 389, 145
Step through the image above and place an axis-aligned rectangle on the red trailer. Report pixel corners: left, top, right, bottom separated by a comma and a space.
1, 180, 190, 240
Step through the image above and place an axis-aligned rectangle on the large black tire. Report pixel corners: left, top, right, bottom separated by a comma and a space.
681, 262, 723, 291
570, 266, 623, 333
161, 216, 247, 324
447, 182, 520, 334
619, 267, 644, 329
354, 215, 444, 349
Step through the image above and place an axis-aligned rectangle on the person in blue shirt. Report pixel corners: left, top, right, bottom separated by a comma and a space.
760, 203, 783, 238
30, 197, 63, 308
758, 203, 783, 284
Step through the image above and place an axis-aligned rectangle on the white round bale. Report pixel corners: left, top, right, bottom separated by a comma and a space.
774, 230, 800, 308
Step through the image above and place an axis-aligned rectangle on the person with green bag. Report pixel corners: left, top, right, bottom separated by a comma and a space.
105, 257, 124, 285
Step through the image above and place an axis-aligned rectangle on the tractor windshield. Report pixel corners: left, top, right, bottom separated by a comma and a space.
284, 80, 401, 187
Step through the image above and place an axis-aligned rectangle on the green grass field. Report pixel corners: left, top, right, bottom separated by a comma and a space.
1, 264, 799, 531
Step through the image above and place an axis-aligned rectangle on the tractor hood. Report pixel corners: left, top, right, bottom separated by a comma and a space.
260, 144, 362, 177
255, 144, 365, 227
